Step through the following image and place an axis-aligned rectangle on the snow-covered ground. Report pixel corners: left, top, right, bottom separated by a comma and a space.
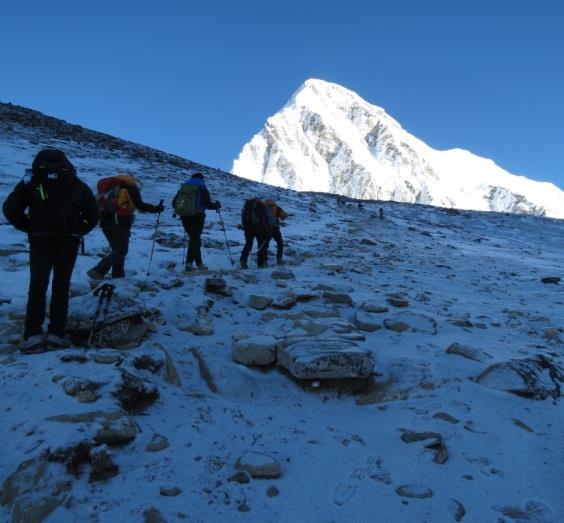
1, 104, 564, 522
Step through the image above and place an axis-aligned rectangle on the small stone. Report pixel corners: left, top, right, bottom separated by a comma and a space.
396, 484, 433, 499
146, 434, 170, 452
160, 486, 181, 497
228, 472, 250, 484
237, 502, 250, 512
432, 412, 460, 424
541, 276, 560, 284
387, 297, 409, 308
266, 486, 279, 497
235, 451, 281, 478
249, 295, 273, 311
322, 291, 353, 306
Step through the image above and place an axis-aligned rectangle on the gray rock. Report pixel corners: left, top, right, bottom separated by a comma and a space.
360, 301, 389, 313
205, 277, 231, 296
228, 472, 251, 484
384, 312, 437, 335
387, 295, 409, 308
143, 507, 168, 523
146, 434, 170, 452
323, 291, 353, 306
396, 484, 433, 499
235, 451, 281, 478
475, 356, 564, 400
249, 295, 273, 310
94, 416, 138, 444
271, 269, 295, 280
354, 310, 382, 332
89, 447, 119, 482
233, 335, 277, 366
541, 276, 560, 284
92, 350, 123, 364
272, 292, 298, 310
293, 319, 329, 336
160, 486, 182, 496
277, 338, 373, 379
446, 343, 492, 362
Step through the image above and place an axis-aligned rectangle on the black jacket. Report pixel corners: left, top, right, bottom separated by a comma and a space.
3, 172, 99, 237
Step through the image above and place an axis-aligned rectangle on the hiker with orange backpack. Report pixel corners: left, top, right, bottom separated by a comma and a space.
87, 174, 164, 279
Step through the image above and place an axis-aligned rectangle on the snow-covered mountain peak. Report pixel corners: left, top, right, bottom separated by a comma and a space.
233, 79, 564, 219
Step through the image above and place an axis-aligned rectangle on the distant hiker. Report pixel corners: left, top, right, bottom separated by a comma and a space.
2, 149, 99, 353
240, 198, 271, 269
379, 207, 384, 220
172, 172, 220, 271
357, 201, 364, 210
87, 174, 164, 279
264, 198, 288, 265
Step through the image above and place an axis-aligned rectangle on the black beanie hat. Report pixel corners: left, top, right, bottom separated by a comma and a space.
192, 172, 204, 180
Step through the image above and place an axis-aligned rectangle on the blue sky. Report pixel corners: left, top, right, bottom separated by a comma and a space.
1, 0, 563, 188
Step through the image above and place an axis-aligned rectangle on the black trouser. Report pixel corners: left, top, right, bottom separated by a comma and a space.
240, 226, 269, 267
25, 235, 80, 338
268, 226, 284, 261
181, 214, 205, 266
93, 223, 131, 278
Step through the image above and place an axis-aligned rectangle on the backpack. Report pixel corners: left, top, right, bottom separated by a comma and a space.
96, 176, 135, 219
28, 149, 81, 234
242, 198, 268, 229
173, 184, 203, 217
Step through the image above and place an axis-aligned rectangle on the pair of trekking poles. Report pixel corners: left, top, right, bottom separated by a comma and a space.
178, 208, 235, 268
86, 282, 115, 349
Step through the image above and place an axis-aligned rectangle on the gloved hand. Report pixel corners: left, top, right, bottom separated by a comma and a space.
155, 202, 165, 214
214, 201, 221, 210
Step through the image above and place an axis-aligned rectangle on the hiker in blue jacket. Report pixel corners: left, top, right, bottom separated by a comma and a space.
172, 172, 220, 271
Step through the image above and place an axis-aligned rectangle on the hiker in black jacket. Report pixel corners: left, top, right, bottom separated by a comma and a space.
87, 174, 164, 279
172, 172, 220, 271
240, 198, 271, 269
2, 149, 99, 353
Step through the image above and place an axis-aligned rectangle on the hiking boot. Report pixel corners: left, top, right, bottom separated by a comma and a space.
184, 263, 196, 272
240, 261, 248, 269
20, 334, 46, 354
277, 258, 285, 265
196, 263, 208, 271
46, 333, 71, 349
87, 268, 104, 280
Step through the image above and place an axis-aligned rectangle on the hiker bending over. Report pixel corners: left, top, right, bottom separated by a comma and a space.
87, 174, 164, 279
265, 198, 288, 265
172, 172, 220, 271
240, 198, 271, 269
2, 149, 99, 353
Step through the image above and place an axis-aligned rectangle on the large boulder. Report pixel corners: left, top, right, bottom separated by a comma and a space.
277, 338, 373, 379
233, 335, 278, 366
67, 288, 149, 348
475, 356, 564, 400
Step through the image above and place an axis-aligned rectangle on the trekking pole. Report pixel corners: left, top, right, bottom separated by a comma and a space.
81, 237, 85, 255
86, 283, 115, 349
217, 209, 234, 266
147, 200, 164, 276
182, 231, 187, 267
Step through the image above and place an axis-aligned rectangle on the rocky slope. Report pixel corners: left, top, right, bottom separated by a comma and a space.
232, 79, 564, 219
1, 102, 563, 522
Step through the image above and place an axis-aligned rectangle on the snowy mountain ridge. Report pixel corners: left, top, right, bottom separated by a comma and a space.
233, 78, 564, 219
1, 101, 563, 522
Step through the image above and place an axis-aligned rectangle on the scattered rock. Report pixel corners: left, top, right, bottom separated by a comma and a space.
271, 269, 295, 280
360, 301, 389, 313
384, 312, 437, 335
249, 295, 273, 310
475, 356, 564, 400
235, 451, 281, 479
89, 447, 118, 482
92, 350, 123, 365
143, 507, 167, 523
205, 277, 232, 297
322, 291, 353, 306
113, 369, 159, 414
160, 486, 182, 497
446, 343, 492, 362
396, 484, 433, 499
233, 335, 277, 366
277, 338, 373, 379
271, 291, 298, 310
228, 472, 250, 484
512, 418, 534, 433
266, 486, 279, 497
94, 416, 138, 445
387, 295, 409, 308
146, 434, 170, 452
354, 310, 382, 332
432, 412, 460, 424
540, 276, 560, 284
450, 499, 466, 522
